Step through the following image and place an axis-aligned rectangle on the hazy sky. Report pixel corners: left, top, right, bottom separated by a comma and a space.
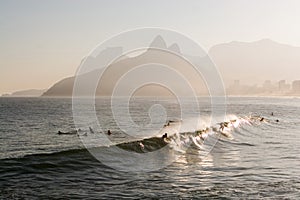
1, 0, 300, 94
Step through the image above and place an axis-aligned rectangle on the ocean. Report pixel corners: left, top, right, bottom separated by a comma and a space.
0, 97, 299, 199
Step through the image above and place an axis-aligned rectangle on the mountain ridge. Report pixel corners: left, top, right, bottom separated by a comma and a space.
39, 37, 300, 97
2, 89, 46, 97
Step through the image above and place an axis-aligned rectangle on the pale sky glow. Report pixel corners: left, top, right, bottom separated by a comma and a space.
1, 0, 300, 94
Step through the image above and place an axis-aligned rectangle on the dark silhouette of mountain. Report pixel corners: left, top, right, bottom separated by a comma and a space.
43, 46, 123, 96
42, 36, 208, 97
42, 37, 300, 97
42, 77, 74, 96
2, 89, 46, 97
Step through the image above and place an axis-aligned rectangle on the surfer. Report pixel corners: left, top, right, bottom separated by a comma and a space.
275, 119, 279, 122
162, 133, 168, 139
57, 130, 77, 135
260, 117, 265, 122
196, 129, 203, 135
139, 142, 144, 149
107, 130, 112, 135
271, 112, 274, 116
219, 123, 225, 131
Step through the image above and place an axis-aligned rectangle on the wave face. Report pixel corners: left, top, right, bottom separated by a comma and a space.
1, 97, 300, 199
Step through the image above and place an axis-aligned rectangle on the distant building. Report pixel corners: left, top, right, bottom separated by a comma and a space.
233, 80, 240, 89
262, 80, 277, 94
278, 80, 290, 92
228, 80, 241, 95
263, 80, 272, 90
292, 80, 300, 94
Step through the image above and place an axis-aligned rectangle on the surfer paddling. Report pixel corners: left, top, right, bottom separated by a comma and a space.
57, 130, 77, 135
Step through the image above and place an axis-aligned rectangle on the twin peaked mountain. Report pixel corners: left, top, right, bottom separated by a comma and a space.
43, 36, 300, 96
42, 35, 207, 97
150, 35, 181, 54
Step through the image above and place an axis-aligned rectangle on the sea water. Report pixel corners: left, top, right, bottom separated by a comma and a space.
0, 97, 299, 199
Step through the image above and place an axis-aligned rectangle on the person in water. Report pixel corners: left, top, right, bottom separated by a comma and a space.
107, 130, 112, 135
162, 133, 168, 139
219, 123, 225, 131
139, 142, 144, 149
163, 122, 170, 127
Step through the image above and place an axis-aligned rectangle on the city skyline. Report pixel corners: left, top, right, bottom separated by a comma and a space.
228, 79, 300, 96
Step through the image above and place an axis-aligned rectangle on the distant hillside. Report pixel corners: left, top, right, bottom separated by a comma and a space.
209, 39, 300, 85
2, 89, 46, 97
42, 35, 209, 97
42, 77, 74, 96
43, 37, 300, 97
